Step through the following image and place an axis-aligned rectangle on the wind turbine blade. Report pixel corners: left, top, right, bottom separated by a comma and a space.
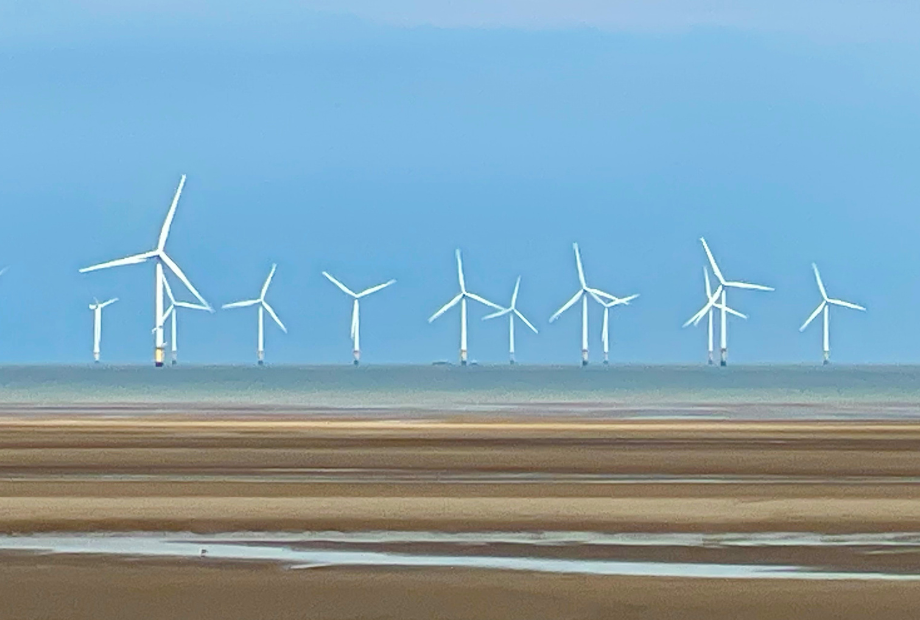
222, 299, 260, 309
800, 302, 826, 331
511, 276, 521, 309
812, 263, 827, 300
160, 253, 210, 309
0, 267, 9, 277
466, 292, 502, 311
429, 293, 463, 323
699, 238, 725, 285
157, 175, 186, 251
100, 298, 119, 309
573, 243, 586, 288
683, 286, 722, 328
357, 279, 396, 298
263, 301, 287, 333
174, 301, 210, 311
79, 251, 156, 273
703, 267, 712, 298
261, 264, 277, 300
550, 290, 582, 323
482, 307, 512, 321
719, 305, 747, 320
455, 249, 466, 293
586, 288, 617, 302
515, 309, 539, 334
828, 298, 866, 311
322, 271, 355, 297
725, 281, 774, 292
162, 274, 176, 304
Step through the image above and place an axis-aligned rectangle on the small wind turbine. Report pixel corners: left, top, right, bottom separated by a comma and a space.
429, 249, 502, 365
88, 297, 117, 363
222, 264, 287, 365
684, 238, 773, 366
599, 294, 639, 365
322, 272, 396, 365
688, 267, 747, 365
549, 243, 621, 366
800, 263, 866, 365
160, 276, 212, 365
482, 276, 538, 364
79, 175, 210, 366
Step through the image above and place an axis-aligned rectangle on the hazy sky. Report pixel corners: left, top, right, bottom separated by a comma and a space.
1, 2, 918, 364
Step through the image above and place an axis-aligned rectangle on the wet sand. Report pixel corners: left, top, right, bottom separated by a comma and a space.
3, 556, 920, 620
2, 408, 920, 618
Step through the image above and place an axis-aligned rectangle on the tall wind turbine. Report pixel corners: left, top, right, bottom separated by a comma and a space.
684, 238, 773, 366
429, 249, 502, 365
800, 263, 866, 365
322, 272, 396, 365
688, 267, 747, 365
160, 276, 212, 365
222, 264, 286, 365
79, 175, 210, 366
88, 297, 118, 363
599, 294, 639, 365
482, 277, 538, 364
549, 243, 620, 366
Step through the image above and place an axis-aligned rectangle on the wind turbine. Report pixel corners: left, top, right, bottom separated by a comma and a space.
222, 264, 286, 365
687, 267, 748, 365
159, 276, 212, 365
429, 249, 502, 365
78, 175, 210, 367
482, 276, 538, 364
322, 272, 396, 365
599, 294, 639, 365
88, 297, 117, 363
800, 263, 866, 365
684, 238, 773, 366
549, 243, 621, 366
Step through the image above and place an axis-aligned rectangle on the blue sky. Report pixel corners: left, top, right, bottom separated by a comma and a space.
0, 2, 919, 364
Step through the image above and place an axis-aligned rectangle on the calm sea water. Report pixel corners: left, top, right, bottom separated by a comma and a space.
0, 365, 917, 415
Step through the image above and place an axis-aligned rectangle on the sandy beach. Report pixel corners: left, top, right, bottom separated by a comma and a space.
1, 406, 920, 618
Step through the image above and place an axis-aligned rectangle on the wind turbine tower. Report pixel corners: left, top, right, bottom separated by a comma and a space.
600, 294, 639, 365
549, 243, 621, 366
222, 264, 287, 365
322, 272, 395, 365
79, 176, 210, 366
482, 276, 538, 364
89, 297, 118, 363
159, 276, 212, 365
429, 249, 502, 365
800, 263, 866, 365
684, 238, 772, 366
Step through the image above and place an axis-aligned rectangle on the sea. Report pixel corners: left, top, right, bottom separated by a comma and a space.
0, 365, 917, 418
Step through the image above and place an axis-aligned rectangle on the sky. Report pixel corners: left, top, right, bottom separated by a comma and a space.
0, 1, 919, 364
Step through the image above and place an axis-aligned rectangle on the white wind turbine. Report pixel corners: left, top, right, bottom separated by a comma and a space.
79, 175, 210, 366
88, 297, 118, 363
688, 266, 748, 365
322, 272, 396, 365
800, 263, 866, 365
599, 294, 639, 365
549, 243, 621, 366
159, 276, 212, 365
222, 264, 287, 365
482, 277, 538, 364
429, 249, 502, 365
684, 238, 773, 366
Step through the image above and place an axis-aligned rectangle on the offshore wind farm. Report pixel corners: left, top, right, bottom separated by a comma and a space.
6, 4, 920, 618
